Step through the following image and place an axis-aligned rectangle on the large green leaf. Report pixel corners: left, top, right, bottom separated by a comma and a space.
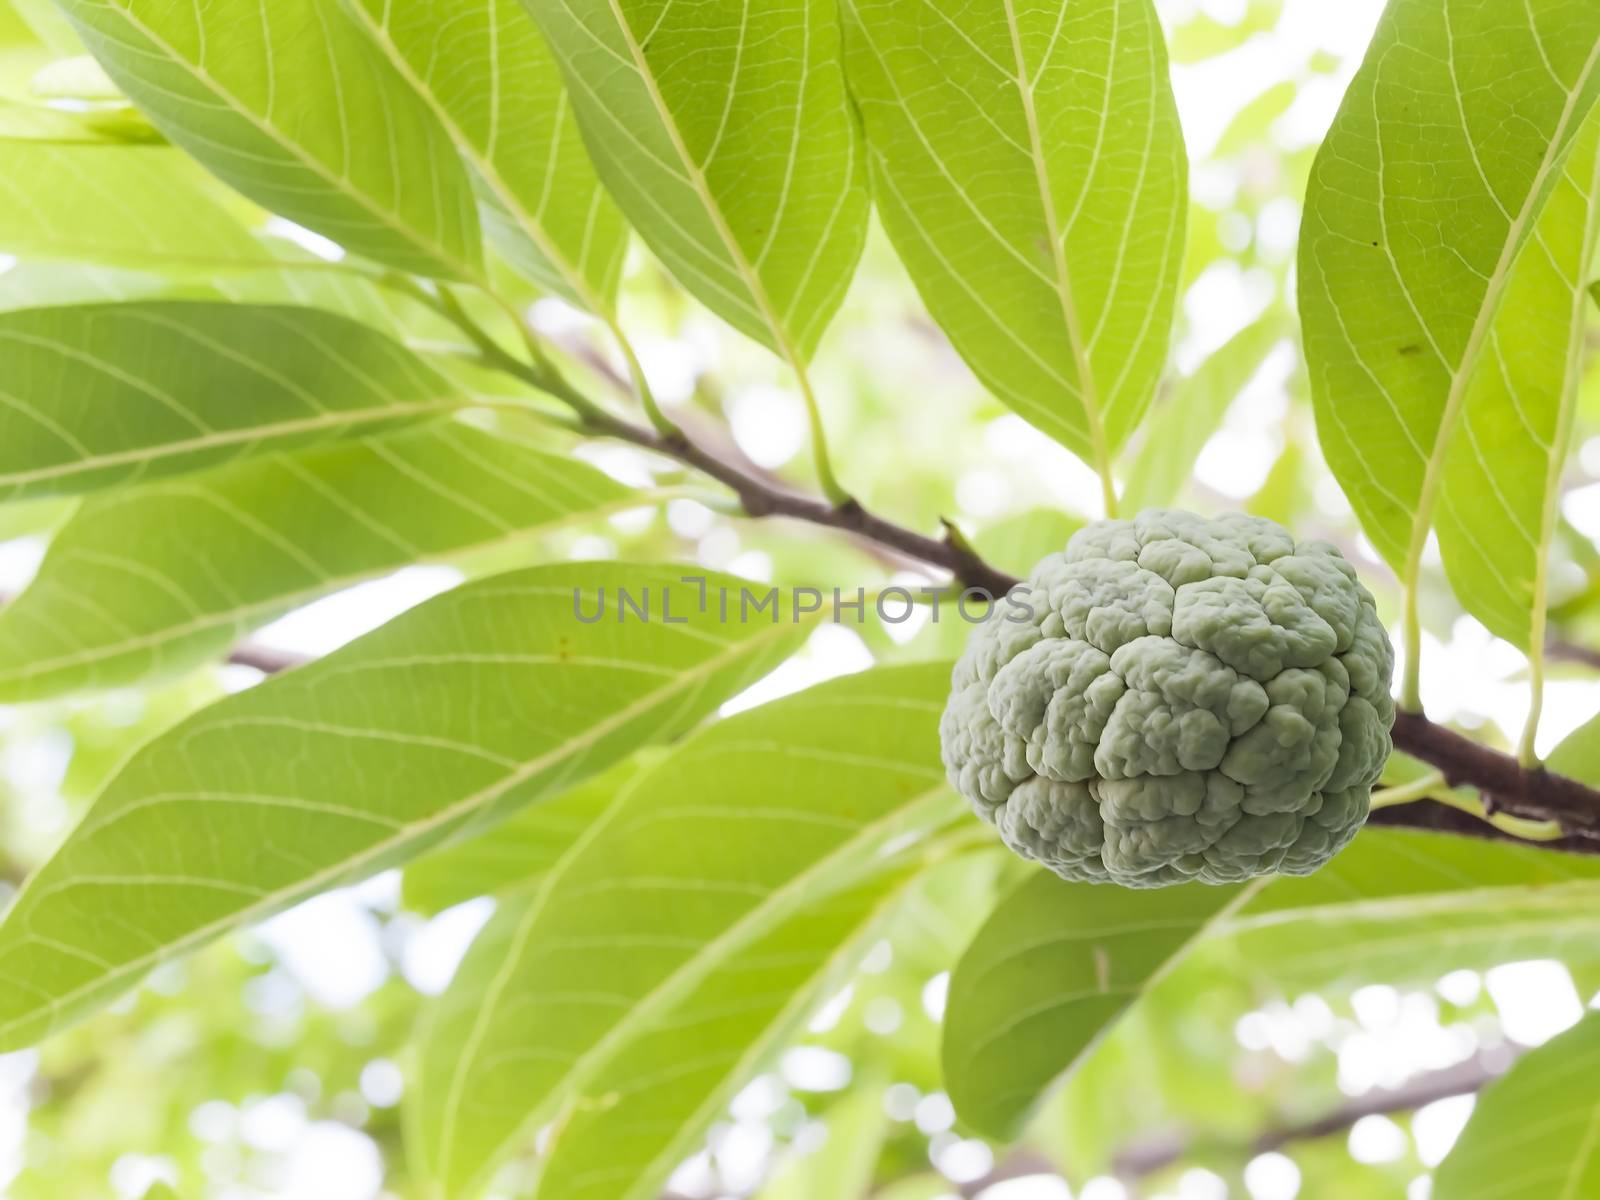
54, 0, 483, 278
0, 563, 807, 1050
410, 663, 958, 1198
1432, 1009, 1600, 1200
523, 0, 868, 358
945, 828, 1600, 1140
1435, 117, 1600, 707
348, 0, 627, 309
0, 422, 636, 700
0, 301, 458, 500
1299, 0, 1600, 579
755, 1079, 892, 1200
843, 0, 1187, 499
942, 870, 1252, 1140
0, 144, 273, 269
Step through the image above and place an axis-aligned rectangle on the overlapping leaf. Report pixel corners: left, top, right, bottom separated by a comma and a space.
944, 829, 1600, 1138
942, 870, 1251, 1139
523, 0, 868, 358
349, 0, 627, 308
1432, 1009, 1600, 1200
0, 564, 807, 1050
1435, 118, 1600, 657
411, 663, 958, 1198
0, 301, 458, 500
1299, 0, 1600, 576
0, 422, 635, 699
55, 0, 483, 277
843, 0, 1187, 485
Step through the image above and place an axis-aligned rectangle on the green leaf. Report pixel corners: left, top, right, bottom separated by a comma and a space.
1436, 118, 1600, 665
523, 0, 868, 358
1299, 0, 1600, 574
0, 144, 273, 268
972, 508, 1082, 578
0, 301, 458, 501
410, 663, 957, 1198
0, 563, 806, 1050
1549, 712, 1600, 782
843, 0, 1187, 498
1121, 313, 1284, 513
945, 829, 1600, 1142
348, 0, 627, 310
0, 422, 637, 700
401, 756, 641, 915
941, 870, 1254, 1140
534, 875, 911, 1200
1220, 828, 1600, 990
54, 0, 483, 278
1431, 1009, 1600, 1200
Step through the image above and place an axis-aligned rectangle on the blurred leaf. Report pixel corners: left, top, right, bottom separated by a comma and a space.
1432, 1009, 1600, 1199
844, 0, 1186, 487
411, 664, 958, 1198
55, 0, 482, 278
973, 509, 1082, 578
1436, 118, 1600, 652
1299, 0, 1600, 576
873, 1178, 958, 1200
524, 0, 866, 359
0, 302, 457, 501
1548, 712, 1600, 783
0, 422, 636, 700
1168, 0, 1282, 64
0, 564, 808, 1050
1213, 81, 1296, 159
401, 757, 642, 915
348, 0, 627, 310
757, 1081, 891, 1200
1215, 829, 1600, 989
1122, 313, 1284, 512
0, 144, 270, 267
942, 869, 1253, 1139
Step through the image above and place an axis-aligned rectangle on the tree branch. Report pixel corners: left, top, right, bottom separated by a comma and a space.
1111, 1043, 1518, 1179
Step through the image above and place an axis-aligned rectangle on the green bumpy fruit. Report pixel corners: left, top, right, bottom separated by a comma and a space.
940, 510, 1394, 888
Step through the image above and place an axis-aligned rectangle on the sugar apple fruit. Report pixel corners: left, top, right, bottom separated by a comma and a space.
940, 510, 1394, 888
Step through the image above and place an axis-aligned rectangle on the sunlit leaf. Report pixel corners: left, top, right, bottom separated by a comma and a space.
401, 757, 642, 916
348, 0, 627, 309
0, 144, 271, 268
0, 422, 638, 700
1432, 1009, 1600, 1199
1435, 117, 1600, 672
524, 0, 868, 358
843, 0, 1186, 493
947, 827, 1600, 1141
0, 301, 466, 501
942, 870, 1252, 1139
0, 564, 807, 1050
1299, 0, 1600, 581
411, 664, 958, 1197
755, 1078, 892, 1200
55, 0, 483, 278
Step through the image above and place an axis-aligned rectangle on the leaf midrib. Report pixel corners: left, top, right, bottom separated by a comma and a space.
345, 2, 611, 320
601, 0, 803, 368
999, 0, 1114, 501
1401, 33, 1600, 594
442, 782, 955, 1195
82, 0, 482, 281
0, 606, 803, 1049
0, 489, 658, 687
